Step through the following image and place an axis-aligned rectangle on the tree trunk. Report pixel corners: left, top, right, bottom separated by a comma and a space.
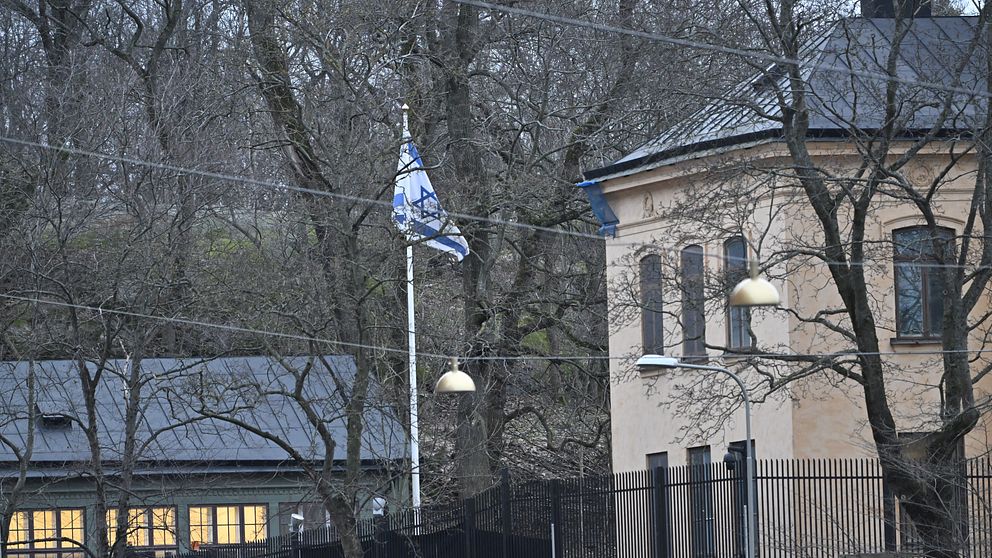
242, 2, 366, 554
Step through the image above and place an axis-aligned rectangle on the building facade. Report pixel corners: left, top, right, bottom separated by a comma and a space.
0, 356, 404, 558
581, 13, 992, 473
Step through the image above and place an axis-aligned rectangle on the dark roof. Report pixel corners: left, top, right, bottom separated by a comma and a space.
585, 16, 986, 181
0, 356, 405, 471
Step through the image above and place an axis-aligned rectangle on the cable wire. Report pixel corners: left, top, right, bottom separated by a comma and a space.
1, 5, 989, 363
0, 294, 446, 359
3, 294, 992, 363
455, 0, 992, 100
0, 135, 986, 271
0, 1, 988, 275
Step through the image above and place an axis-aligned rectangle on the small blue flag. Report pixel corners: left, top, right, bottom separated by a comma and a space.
392, 140, 470, 261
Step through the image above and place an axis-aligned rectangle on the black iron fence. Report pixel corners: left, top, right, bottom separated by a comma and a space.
178, 458, 992, 558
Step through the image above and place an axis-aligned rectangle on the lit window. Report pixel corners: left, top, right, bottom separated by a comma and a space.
242, 506, 266, 542
189, 506, 213, 546
8, 511, 28, 548
6, 509, 84, 558
724, 237, 752, 349
217, 506, 240, 544
894, 226, 954, 338
189, 505, 267, 546
33, 510, 56, 549
60, 510, 84, 547
107, 507, 176, 549
151, 508, 176, 547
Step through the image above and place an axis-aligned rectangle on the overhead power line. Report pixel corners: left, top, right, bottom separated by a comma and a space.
3, 294, 992, 363
1, 0, 988, 276
455, 0, 992, 100
0, 136, 986, 271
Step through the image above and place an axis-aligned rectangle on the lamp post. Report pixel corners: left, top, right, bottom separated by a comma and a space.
289, 513, 304, 558
431, 357, 474, 536
636, 257, 779, 558
636, 355, 757, 558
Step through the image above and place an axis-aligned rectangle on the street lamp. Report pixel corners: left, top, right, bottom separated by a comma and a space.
435, 356, 476, 393
416, 360, 473, 534
635, 258, 778, 558
372, 496, 387, 517
289, 513, 304, 534
729, 259, 780, 307
289, 513, 304, 558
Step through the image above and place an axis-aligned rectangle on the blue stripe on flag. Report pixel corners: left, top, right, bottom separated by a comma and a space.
409, 142, 424, 166
410, 221, 469, 257
392, 193, 407, 224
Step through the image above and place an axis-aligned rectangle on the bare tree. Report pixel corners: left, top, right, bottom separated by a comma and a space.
186, 353, 402, 558
0, 2, 742, 551
605, 1, 992, 556
0, 357, 36, 550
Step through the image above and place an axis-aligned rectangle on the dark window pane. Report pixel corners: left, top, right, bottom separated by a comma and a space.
688, 446, 715, 557
646, 451, 669, 470
894, 227, 930, 258
725, 237, 751, 348
641, 255, 664, 353
681, 246, 706, 357
728, 441, 759, 557
893, 226, 954, 338
725, 238, 747, 270
278, 502, 329, 535
895, 264, 924, 336
729, 307, 750, 348
648, 451, 674, 558
688, 445, 711, 466
927, 269, 945, 335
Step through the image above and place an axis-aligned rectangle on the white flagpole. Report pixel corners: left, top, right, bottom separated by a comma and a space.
407, 243, 422, 509
401, 104, 422, 511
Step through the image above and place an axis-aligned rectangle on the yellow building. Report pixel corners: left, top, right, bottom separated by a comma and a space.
579, 13, 991, 475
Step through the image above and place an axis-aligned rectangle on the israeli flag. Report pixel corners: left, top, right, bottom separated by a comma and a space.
392, 140, 470, 261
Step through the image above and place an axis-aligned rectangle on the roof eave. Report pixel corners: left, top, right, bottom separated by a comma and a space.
583, 129, 784, 182
584, 127, 975, 184
0, 458, 404, 479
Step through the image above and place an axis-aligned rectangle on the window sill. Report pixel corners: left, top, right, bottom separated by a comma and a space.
889, 337, 942, 347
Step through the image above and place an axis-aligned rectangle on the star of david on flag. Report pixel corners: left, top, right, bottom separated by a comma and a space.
392, 140, 470, 261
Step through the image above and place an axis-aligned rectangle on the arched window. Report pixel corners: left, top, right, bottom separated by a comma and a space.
724, 237, 752, 349
893, 226, 954, 338
681, 245, 706, 357
640, 254, 664, 353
